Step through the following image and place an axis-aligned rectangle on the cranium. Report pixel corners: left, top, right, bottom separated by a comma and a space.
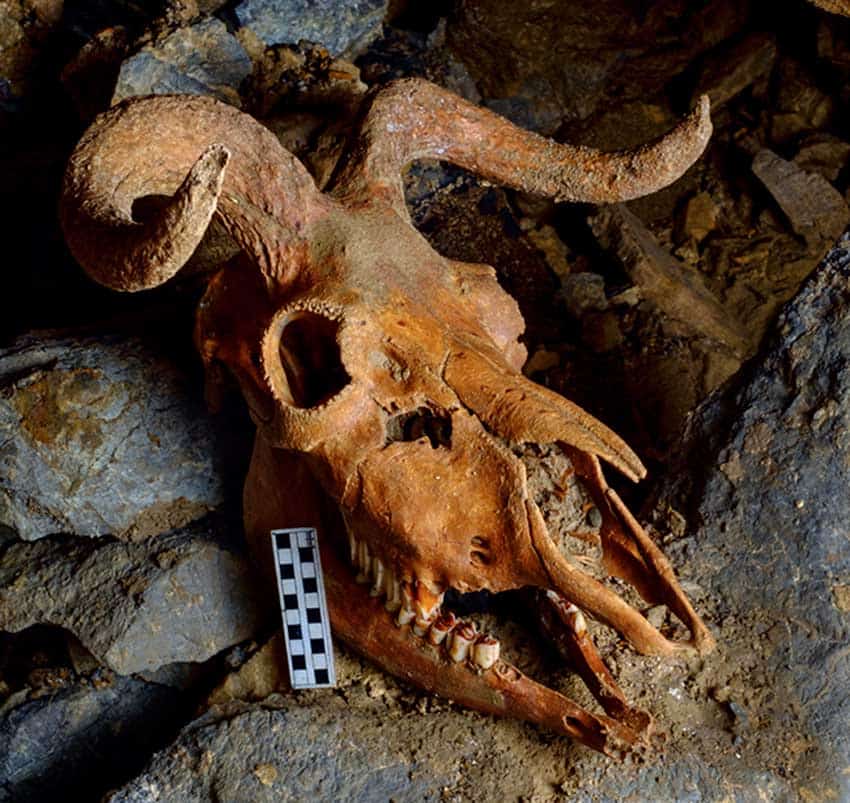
61, 79, 714, 757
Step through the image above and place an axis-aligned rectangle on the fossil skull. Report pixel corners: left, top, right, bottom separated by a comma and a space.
61, 79, 715, 757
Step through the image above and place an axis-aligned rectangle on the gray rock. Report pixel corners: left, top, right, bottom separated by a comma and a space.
106, 703, 454, 802
0, 676, 186, 803
561, 272, 608, 319
0, 519, 264, 674
234, 0, 387, 56
0, 333, 226, 541
752, 148, 850, 247
638, 229, 850, 801
793, 134, 850, 182
112, 17, 252, 106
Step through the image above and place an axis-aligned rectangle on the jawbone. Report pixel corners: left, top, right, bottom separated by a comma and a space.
243, 436, 659, 757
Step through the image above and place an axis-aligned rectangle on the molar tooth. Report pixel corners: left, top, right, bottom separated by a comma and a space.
355, 541, 370, 584
447, 621, 477, 663
427, 612, 457, 646
472, 634, 500, 670
370, 558, 385, 597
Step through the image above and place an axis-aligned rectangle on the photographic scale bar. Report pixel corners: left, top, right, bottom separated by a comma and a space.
271, 527, 336, 689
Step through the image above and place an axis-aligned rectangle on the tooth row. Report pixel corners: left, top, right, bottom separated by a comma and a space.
348, 532, 500, 671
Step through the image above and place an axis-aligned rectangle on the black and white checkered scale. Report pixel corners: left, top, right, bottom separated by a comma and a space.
271, 528, 336, 688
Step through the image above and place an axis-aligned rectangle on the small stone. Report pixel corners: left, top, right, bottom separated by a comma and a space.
692, 32, 777, 109
793, 135, 850, 183
770, 59, 833, 143
234, 0, 388, 56
561, 272, 608, 319
526, 224, 571, 281
834, 585, 850, 613
254, 763, 278, 786
676, 191, 720, 245
112, 17, 252, 106
645, 605, 667, 630
207, 634, 289, 705
752, 149, 850, 247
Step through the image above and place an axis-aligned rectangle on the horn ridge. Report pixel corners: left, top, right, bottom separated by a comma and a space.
60, 94, 327, 291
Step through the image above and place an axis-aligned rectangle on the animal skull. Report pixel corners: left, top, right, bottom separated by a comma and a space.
61, 79, 714, 757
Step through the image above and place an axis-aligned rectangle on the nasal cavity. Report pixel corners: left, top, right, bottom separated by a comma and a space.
278, 311, 350, 408
386, 407, 452, 449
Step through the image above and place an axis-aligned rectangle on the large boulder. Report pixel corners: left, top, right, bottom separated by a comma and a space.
0, 333, 227, 541
0, 519, 265, 674
0, 676, 187, 803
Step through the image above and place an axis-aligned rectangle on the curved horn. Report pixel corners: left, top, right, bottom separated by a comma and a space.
61, 94, 328, 292
332, 78, 711, 209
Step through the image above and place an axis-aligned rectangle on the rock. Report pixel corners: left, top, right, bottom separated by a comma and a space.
234, 0, 388, 57
0, 519, 264, 674
675, 191, 720, 245
0, 676, 187, 803
106, 703, 461, 802
793, 134, 850, 182
589, 205, 749, 354
445, 0, 749, 134
769, 58, 833, 143
643, 230, 850, 801
112, 17, 252, 106
0, 333, 226, 541
61, 26, 131, 123
561, 273, 608, 319
0, 0, 63, 97
752, 148, 850, 246
207, 633, 287, 705
692, 31, 777, 109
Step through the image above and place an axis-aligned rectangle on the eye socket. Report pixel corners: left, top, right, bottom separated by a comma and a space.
275, 310, 350, 408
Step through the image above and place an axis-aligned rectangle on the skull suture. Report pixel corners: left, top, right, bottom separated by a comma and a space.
61, 79, 715, 757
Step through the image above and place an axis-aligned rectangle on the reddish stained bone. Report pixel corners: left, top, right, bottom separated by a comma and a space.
536, 590, 652, 736
60, 78, 715, 756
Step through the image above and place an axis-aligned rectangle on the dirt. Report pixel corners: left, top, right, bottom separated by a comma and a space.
205, 442, 792, 801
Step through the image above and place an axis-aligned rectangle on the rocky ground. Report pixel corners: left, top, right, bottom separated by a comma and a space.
2, 0, 850, 801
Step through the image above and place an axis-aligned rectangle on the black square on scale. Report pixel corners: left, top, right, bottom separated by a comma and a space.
302, 577, 317, 593
311, 638, 324, 653
307, 608, 321, 623
288, 624, 302, 640
314, 669, 329, 684
280, 563, 295, 579
283, 593, 298, 609
291, 654, 306, 670
299, 547, 313, 562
